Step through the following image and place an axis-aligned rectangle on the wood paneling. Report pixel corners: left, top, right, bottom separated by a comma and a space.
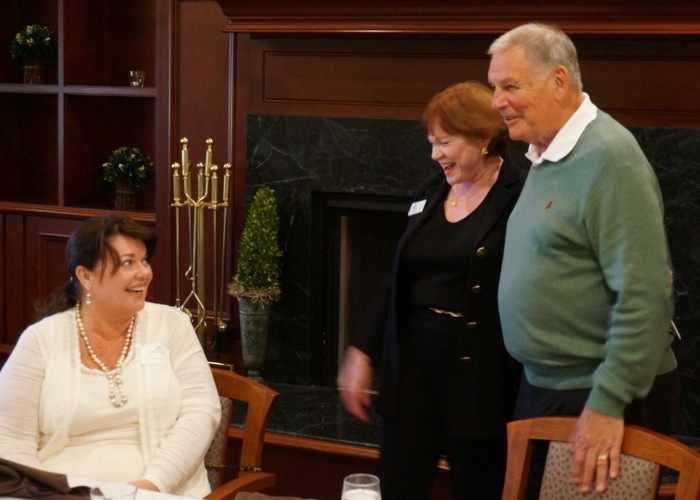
22, 216, 88, 325
244, 34, 700, 127
3, 214, 26, 350
217, 0, 700, 143
250, 36, 490, 119
215, 0, 700, 35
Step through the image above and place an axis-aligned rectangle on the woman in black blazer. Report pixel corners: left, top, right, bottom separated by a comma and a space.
338, 81, 525, 499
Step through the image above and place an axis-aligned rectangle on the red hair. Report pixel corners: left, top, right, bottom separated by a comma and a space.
422, 81, 508, 157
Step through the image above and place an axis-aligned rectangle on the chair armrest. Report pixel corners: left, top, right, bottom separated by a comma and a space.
204, 472, 276, 500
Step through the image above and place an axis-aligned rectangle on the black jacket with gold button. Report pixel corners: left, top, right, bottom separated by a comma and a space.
353, 156, 525, 436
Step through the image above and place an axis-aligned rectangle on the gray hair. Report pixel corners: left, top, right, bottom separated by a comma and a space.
488, 23, 583, 91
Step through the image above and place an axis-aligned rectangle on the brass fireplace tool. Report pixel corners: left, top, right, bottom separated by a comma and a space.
171, 137, 232, 349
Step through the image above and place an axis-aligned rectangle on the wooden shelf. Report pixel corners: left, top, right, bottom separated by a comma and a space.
0, 200, 156, 222
64, 94, 156, 209
62, 86, 157, 97
0, 83, 58, 94
0, 93, 58, 204
0, 0, 160, 210
64, 0, 157, 88
0, 0, 171, 352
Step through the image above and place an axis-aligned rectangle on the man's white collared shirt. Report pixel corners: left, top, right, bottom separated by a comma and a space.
525, 93, 597, 167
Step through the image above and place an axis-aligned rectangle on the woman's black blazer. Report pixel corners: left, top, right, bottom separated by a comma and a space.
353, 156, 525, 435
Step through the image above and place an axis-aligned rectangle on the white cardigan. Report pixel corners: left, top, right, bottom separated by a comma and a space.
0, 302, 221, 497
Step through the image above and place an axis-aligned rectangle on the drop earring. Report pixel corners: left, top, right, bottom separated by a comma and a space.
85, 291, 93, 306
481, 147, 488, 156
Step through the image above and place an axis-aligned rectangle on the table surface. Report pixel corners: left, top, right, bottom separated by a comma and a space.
67, 477, 199, 500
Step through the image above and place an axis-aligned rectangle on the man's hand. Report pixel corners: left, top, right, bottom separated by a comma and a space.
571, 407, 624, 493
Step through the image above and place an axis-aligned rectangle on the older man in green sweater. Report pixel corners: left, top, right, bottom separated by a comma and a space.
489, 23, 679, 495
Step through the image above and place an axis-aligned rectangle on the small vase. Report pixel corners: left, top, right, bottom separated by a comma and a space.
114, 180, 137, 211
238, 296, 271, 383
23, 57, 45, 84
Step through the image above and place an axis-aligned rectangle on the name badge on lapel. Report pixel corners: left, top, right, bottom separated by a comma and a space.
141, 343, 170, 366
408, 199, 426, 216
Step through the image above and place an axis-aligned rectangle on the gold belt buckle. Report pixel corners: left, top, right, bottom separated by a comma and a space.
429, 307, 464, 318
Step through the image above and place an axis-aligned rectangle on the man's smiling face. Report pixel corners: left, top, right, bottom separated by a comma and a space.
488, 44, 560, 153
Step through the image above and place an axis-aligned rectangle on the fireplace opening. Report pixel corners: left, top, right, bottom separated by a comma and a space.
312, 192, 411, 386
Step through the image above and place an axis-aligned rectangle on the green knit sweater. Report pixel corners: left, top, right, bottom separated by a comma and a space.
498, 110, 677, 418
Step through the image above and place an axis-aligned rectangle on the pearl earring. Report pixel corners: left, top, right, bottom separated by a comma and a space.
85, 291, 93, 306
481, 147, 488, 156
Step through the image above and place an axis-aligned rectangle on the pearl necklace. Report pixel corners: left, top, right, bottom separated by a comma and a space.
75, 301, 135, 408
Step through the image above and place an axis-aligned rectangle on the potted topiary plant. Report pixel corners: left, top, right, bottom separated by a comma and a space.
228, 186, 282, 382
102, 146, 155, 211
10, 24, 57, 84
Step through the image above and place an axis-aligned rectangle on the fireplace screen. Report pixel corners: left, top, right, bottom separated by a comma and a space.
313, 192, 410, 385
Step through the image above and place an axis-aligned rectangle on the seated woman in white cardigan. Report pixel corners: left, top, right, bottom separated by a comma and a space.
0, 214, 221, 497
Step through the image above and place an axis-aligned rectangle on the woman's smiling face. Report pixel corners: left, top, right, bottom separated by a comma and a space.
89, 234, 152, 318
428, 123, 486, 186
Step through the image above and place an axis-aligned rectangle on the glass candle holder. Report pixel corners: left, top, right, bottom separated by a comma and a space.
129, 70, 146, 87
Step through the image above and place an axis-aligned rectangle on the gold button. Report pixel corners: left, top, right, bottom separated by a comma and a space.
476, 246, 487, 257
471, 285, 482, 294
466, 322, 477, 330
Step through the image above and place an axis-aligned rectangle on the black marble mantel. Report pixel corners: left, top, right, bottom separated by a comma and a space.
245, 114, 700, 438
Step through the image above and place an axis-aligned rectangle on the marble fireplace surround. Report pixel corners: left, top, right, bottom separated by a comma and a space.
245, 113, 700, 438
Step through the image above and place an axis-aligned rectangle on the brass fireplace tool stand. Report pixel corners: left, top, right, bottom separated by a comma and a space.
171, 138, 232, 350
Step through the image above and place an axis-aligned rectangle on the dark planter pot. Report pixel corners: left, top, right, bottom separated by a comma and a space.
114, 180, 137, 211
238, 296, 271, 383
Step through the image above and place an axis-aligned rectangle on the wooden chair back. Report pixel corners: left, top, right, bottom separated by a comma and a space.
502, 416, 700, 500
204, 367, 279, 500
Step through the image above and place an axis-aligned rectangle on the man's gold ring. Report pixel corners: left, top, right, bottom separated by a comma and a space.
596, 454, 609, 461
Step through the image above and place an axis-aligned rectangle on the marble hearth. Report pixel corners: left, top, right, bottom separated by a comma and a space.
245, 113, 700, 438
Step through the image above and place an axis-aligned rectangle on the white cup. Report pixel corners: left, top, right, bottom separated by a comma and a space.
89, 483, 137, 500
341, 473, 381, 500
